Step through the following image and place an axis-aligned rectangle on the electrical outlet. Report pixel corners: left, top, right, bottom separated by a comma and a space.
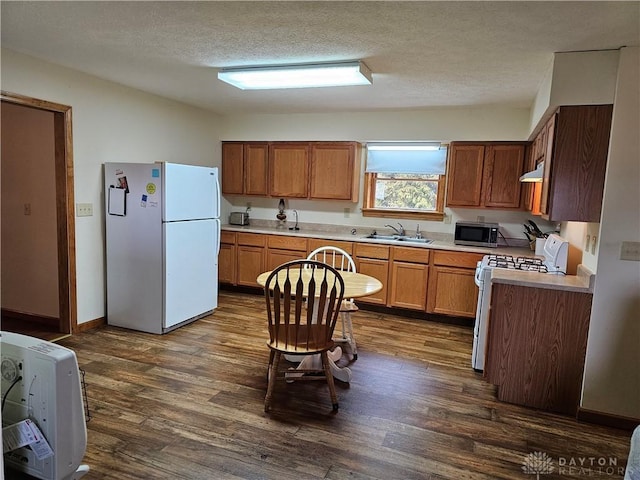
24, 203, 31, 216
443, 214, 451, 224
585, 235, 591, 251
343, 208, 350, 218
76, 203, 93, 217
476, 215, 485, 223
620, 241, 640, 261
591, 235, 597, 255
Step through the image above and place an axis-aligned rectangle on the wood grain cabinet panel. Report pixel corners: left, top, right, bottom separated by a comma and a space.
218, 243, 236, 285
354, 258, 389, 306
485, 283, 592, 415
221, 142, 269, 196
426, 266, 478, 317
389, 262, 429, 310
446, 144, 485, 206
482, 144, 525, 208
307, 238, 354, 255
539, 105, 613, 222
236, 233, 266, 287
446, 142, 526, 209
309, 142, 361, 201
265, 235, 308, 271
269, 143, 310, 198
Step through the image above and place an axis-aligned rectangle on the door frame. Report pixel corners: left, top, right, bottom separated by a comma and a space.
1, 91, 77, 334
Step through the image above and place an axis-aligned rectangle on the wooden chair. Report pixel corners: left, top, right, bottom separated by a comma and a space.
307, 246, 360, 360
263, 259, 345, 412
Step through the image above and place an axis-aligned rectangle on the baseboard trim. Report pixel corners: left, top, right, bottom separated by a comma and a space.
76, 316, 106, 333
577, 407, 640, 431
1, 308, 58, 327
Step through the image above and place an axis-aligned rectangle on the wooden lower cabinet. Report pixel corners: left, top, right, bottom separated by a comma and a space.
236, 233, 266, 287
355, 258, 389, 306
427, 266, 478, 317
426, 250, 482, 317
265, 235, 308, 271
485, 283, 592, 415
218, 243, 236, 285
389, 262, 428, 310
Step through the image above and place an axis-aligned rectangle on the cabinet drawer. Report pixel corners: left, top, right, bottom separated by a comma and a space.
221, 231, 236, 244
237, 232, 266, 247
267, 235, 308, 251
391, 246, 430, 264
432, 250, 484, 268
354, 243, 390, 260
307, 238, 353, 255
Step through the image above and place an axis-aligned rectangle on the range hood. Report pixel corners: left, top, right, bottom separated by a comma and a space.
519, 162, 544, 182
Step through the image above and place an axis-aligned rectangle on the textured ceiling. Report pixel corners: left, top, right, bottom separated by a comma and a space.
1, 1, 638, 115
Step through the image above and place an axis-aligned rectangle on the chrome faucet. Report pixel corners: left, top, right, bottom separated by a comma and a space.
385, 223, 405, 236
289, 209, 300, 231
415, 224, 423, 239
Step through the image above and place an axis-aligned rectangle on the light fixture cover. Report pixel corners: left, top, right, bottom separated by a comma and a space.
218, 61, 373, 90
519, 161, 545, 182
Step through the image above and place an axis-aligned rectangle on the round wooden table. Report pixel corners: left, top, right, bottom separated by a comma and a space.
256, 269, 383, 382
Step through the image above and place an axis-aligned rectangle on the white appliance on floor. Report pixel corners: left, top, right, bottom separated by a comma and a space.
104, 162, 220, 334
1, 331, 89, 480
472, 233, 569, 371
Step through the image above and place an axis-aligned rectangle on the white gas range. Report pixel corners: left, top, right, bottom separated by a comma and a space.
471, 234, 569, 371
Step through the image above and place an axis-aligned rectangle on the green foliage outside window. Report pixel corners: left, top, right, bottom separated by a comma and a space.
374, 174, 439, 211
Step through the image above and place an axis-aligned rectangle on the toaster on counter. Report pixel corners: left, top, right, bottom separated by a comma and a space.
229, 212, 250, 226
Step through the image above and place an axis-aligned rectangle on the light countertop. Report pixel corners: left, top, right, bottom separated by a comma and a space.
490, 264, 595, 293
221, 223, 533, 257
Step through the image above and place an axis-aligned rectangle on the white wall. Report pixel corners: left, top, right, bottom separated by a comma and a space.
221, 108, 556, 241
581, 47, 640, 419
529, 50, 619, 136
1, 49, 224, 325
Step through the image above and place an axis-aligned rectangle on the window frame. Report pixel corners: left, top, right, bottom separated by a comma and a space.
362, 172, 446, 221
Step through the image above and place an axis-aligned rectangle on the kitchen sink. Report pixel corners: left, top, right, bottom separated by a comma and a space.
365, 234, 433, 244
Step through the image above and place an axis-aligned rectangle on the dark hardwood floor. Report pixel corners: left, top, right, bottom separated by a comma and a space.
17, 291, 631, 479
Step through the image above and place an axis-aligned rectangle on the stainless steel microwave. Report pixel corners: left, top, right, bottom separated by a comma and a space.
454, 221, 499, 248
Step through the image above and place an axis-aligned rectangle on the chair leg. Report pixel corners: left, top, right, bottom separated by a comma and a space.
265, 351, 281, 412
321, 351, 339, 411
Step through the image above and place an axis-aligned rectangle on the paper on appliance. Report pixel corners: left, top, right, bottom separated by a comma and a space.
2, 418, 54, 460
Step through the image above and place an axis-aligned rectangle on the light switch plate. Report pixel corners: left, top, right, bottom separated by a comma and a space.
76, 203, 93, 217
620, 241, 640, 261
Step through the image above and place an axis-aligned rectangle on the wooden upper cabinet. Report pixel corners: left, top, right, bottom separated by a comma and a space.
446, 142, 526, 209
244, 143, 269, 195
482, 144, 525, 208
221, 142, 244, 195
539, 105, 613, 222
221, 142, 268, 196
269, 143, 310, 198
446, 144, 485, 206
309, 142, 361, 201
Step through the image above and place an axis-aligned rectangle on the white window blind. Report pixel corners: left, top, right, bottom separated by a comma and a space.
366, 142, 447, 175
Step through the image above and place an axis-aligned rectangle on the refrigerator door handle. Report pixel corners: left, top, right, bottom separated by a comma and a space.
215, 219, 221, 257
213, 173, 221, 220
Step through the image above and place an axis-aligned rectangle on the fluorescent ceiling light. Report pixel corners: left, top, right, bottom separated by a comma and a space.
218, 61, 372, 90
519, 162, 544, 182
367, 142, 442, 151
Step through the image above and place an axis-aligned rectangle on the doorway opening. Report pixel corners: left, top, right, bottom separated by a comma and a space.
1, 91, 77, 340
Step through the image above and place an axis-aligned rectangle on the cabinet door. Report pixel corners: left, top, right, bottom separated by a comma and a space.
266, 250, 306, 271
269, 143, 309, 198
307, 238, 353, 256
221, 142, 244, 195
482, 144, 525, 208
244, 143, 269, 195
355, 258, 389, 305
218, 243, 236, 285
236, 246, 265, 287
426, 266, 478, 317
446, 145, 485, 206
539, 114, 556, 216
389, 262, 429, 310
309, 142, 360, 201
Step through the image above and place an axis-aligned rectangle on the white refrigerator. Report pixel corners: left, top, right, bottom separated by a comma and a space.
104, 162, 220, 334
